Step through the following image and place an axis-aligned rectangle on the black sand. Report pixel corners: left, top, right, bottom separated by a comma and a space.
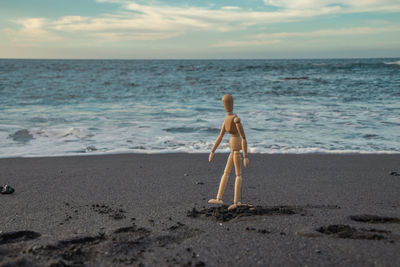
0, 153, 399, 266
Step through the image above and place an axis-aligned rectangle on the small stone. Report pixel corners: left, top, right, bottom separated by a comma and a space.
184, 173, 189, 176
196, 181, 204, 185
315, 249, 321, 253
0, 184, 15, 194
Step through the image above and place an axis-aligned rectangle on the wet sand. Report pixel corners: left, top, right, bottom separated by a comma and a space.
0, 153, 399, 266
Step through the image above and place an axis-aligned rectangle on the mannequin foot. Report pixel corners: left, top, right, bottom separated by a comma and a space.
227, 202, 242, 210
208, 199, 224, 204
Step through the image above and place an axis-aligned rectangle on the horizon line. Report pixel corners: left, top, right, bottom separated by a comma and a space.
1, 56, 399, 61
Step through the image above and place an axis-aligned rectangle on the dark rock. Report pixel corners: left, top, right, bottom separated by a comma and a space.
0, 184, 15, 194
9, 129, 34, 143
389, 171, 400, 176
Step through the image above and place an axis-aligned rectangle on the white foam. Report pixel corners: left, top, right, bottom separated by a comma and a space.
384, 61, 400, 66
29, 127, 91, 140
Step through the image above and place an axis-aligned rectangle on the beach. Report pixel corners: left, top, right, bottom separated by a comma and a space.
1, 153, 399, 266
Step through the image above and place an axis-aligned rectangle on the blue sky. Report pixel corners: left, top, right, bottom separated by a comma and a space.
0, 0, 399, 59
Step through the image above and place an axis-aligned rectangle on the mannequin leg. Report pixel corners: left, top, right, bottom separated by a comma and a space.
208, 152, 233, 204
228, 151, 242, 210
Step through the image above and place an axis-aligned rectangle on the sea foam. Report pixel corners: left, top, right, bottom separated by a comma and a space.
1, 58, 399, 157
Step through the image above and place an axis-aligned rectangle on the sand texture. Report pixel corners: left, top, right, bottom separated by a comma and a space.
0, 153, 400, 266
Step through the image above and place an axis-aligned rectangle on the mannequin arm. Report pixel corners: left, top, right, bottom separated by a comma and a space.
209, 122, 226, 162
234, 117, 249, 167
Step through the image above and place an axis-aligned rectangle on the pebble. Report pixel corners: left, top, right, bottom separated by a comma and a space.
0, 184, 15, 194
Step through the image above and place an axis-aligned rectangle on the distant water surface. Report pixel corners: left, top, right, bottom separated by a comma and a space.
0, 58, 399, 157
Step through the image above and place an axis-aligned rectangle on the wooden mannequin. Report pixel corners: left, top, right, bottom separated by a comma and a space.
208, 94, 249, 210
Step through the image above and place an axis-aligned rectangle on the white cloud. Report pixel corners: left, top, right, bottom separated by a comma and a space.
222, 6, 241, 10
3, 18, 61, 44
3, 0, 400, 45
93, 31, 182, 42
263, 0, 400, 11
253, 26, 400, 38
213, 39, 281, 48
216, 26, 400, 48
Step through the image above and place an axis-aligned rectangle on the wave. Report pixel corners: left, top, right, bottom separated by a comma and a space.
1, 141, 399, 158
1, 149, 398, 159
9, 127, 92, 142
282, 77, 309, 80
384, 61, 400, 66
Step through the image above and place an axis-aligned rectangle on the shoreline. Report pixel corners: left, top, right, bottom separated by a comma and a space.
1, 153, 399, 266
1, 150, 400, 160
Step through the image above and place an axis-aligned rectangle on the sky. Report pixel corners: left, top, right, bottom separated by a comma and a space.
0, 0, 399, 59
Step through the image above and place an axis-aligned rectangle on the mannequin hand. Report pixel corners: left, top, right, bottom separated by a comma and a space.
243, 157, 249, 168
209, 151, 214, 162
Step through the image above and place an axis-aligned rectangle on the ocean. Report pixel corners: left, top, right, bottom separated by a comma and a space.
0, 58, 399, 158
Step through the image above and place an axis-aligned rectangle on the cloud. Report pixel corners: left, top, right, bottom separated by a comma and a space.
93, 31, 182, 42
221, 6, 242, 10
215, 26, 400, 48
213, 39, 281, 48
3, 18, 61, 44
3, 0, 400, 45
263, 0, 400, 11
253, 26, 400, 38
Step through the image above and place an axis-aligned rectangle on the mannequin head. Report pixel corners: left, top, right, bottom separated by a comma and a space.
222, 94, 233, 113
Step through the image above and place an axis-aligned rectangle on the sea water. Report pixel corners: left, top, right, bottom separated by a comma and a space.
0, 58, 399, 157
